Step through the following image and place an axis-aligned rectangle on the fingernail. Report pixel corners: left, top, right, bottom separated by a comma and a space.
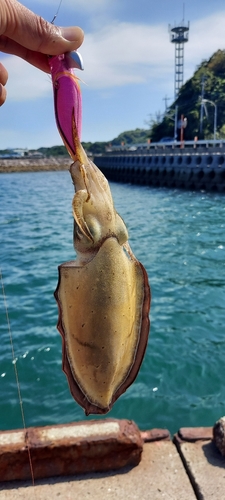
60, 26, 84, 43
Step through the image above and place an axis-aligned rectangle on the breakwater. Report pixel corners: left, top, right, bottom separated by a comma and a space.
94, 147, 225, 192
0, 156, 71, 173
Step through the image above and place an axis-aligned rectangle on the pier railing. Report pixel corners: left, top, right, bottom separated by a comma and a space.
105, 139, 225, 155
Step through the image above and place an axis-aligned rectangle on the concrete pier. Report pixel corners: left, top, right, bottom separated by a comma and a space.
95, 148, 225, 192
0, 420, 224, 499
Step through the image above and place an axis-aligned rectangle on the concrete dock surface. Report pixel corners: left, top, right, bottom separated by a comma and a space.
0, 423, 224, 500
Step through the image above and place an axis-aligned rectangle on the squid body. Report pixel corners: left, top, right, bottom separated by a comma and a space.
49, 53, 151, 415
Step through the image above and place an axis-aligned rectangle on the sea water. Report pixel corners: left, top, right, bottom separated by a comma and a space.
0, 170, 225, 435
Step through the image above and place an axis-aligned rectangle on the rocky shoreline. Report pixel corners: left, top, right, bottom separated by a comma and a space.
0, 156, 72, 173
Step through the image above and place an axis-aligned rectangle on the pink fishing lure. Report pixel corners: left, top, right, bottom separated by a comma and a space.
49, 53, 82, 160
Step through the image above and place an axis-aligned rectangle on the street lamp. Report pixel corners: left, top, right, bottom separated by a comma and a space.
202, 99, 217, 141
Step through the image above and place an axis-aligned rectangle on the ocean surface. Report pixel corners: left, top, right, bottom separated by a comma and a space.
0, 170, 225, 435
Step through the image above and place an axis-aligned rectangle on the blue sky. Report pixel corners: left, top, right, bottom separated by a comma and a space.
1, 0, 225, 149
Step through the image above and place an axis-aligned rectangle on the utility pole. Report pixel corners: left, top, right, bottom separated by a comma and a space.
202, 99, 217, 141
200, 75, 206, 137
174, 105, 178, 141
163, 95, 171, 112
164, 106, 179, 141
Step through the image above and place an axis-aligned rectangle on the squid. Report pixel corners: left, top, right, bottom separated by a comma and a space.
49, 52, 151, 415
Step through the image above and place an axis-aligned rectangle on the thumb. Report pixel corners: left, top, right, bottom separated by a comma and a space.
1, 0, 84, 54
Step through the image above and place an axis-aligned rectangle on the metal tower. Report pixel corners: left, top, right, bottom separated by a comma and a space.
169, 21, 190, 99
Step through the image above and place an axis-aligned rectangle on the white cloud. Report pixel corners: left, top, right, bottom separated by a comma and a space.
67, 0, 111, 10
2, 56, 52, 101
26, 0, 111, 13
185, 12, 225, 79
81, 22, 172, 88
0, 124, 60, 149
81, 11, 225, 90
2, 10, 225, 103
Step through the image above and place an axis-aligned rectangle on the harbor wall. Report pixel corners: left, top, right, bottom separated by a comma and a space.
94, 150, 225, 192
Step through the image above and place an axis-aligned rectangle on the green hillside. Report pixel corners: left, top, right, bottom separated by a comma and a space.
81, 128, 149, 154
0, 128, 148, 157
28, 128, 148, 156
150, 49, 225, 142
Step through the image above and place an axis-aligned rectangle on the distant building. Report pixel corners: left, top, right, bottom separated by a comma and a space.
12, 148, 29, 157
28, 151, 44, 158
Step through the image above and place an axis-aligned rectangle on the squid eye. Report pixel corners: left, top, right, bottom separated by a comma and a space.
85, 216, 101, 243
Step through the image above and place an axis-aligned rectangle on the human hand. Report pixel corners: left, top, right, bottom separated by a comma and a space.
0, 0, 84, 105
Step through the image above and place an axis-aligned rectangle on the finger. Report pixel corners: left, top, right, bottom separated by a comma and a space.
2, 0, 84, 54
0, 84, 7, 106
0, 62, 8, 85
0, 36, 52, 72
0, 62, 8, 105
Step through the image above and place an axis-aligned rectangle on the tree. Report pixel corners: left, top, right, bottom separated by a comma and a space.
148, 50, 225, 141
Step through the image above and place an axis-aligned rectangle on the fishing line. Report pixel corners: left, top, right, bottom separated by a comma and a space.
0, 268, 35, 486
51, 0, 63, 24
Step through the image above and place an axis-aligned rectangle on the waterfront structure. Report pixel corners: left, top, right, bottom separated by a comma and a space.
94, 141, 225, 192
169, 21, 190, 99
